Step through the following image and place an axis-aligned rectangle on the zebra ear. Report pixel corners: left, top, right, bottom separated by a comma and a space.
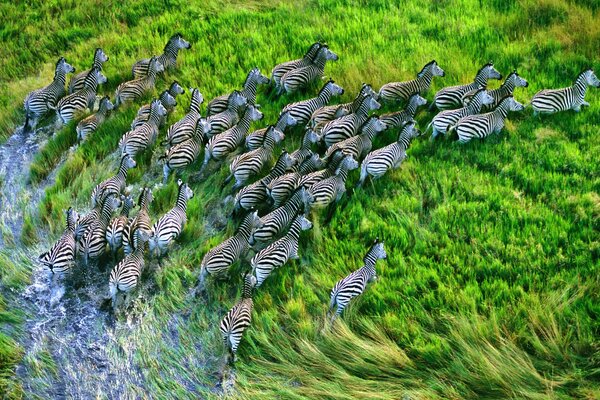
177, 179, 183, 187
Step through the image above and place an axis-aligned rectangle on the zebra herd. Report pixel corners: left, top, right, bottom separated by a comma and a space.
29, 36, 598, 364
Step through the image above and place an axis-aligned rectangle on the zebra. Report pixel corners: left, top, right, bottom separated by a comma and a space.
290, 128, 321, 165
379, 94, 427, 130
161, 119, 211, 183
123, 187, 154, 255
206, 91, 248, 137
428, 88, 495, 140
305, 154, 359, 211
227, 125, 285, 190
69, 48, 109, 94
378, 60, 445, 103
462, 70, 529, 112
245, 110, 297, 151
266, 153, 326, 208
432, 62, 502, 110
148, 180, 194, 259
280, 46, 339, 94
115, 56, 164, 107
81, 195, 121, 266
207, 67, 270, 116
448, 95, 524, 143
280, 79, 344, 126
358, 121, 421, 187
23, 57, 75, 133
106, 194, 135, 257
109, 229, 150, 308
131, 81, 184, 129
162, 88, 205, 147
251, 213, 312, 287
310, 83, 378, 128
75, 202, 101, 242
55, 68, 106, 127
271, 42, 322, 88
199, 211, 262, 283
119, 100, 167, 157
324, 116, 386, 161
90, 154, 137, 208
531, 68, 599, 115
76, 96, 114, 143
320, 94, 381, 147
219, 273, 257, 363
298, 150, 345, 189
132, 33, 191, 78
38, 208, 79, 274
329, 239, 387, 322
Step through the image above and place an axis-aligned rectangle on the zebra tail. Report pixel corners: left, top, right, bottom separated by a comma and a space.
23, 113, 32, 134
446, 123, 458, 140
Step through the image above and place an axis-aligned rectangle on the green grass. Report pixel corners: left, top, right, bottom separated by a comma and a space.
1, 0, 600, 399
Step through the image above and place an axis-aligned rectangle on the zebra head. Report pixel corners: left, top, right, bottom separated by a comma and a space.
279, 110, 298, 129
177, 179, 194, 200
160, 91, 177, 109
94, 47, 109, 64
171, 33, 192, 50
306, 128, 322, 144
399, 120, 420, 140
298, 214, 313, 231
57, 57, 76, 74
149, 56, 165, 74
122, 194, 136, 213
474, 89, 495, 106
508, 96, 525, 111
362, 116, 387, 134
480, 62, 502, 81
336, 154, 359, 175
247, 104, 264, 121
409, 94, 428, 109
121, 154, 137, 170
367, 94, 381, 111
151, 99, 168, 118
66, 207, 79, 232
277, 150, 296, 170
190, 88, 204, 105
582, 69, 600, 88
248, 67, 270, 85
419, 60, 445, 78
99, 96, 114, 112
324, 46, 339, 61
230, 90, 248, 108
89, 68, 107, 85
268, 126, 286, 144
507, 70, 528, 88
195, 118, 211, 141
170, 81, 185, 96
326, 79, 345, 96
366, 238, 387, 261
359, 83, 378, 99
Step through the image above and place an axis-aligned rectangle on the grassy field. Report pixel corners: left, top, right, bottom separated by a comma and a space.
1, 0, 600, 399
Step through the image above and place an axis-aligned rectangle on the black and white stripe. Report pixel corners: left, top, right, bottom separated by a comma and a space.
290, 128, 321, 165
38, 208, 79, 274
90, 154, 136, 208
305, 154, 358, 210
109, 229, 149, 307
206, 91, 248, 137
378, 60, 445, 103
69, 48, 109, 94
531, 69, 599, 115
208, 68, 270, 116
379, 94, 427, 130
119, 100, 167, 157
55, 68, 106, 126
81, 195, 121, 266
132, 33, 191, 78
325, 116, 386, 161
163, 88, 205, 147
131, 81, 184, 129
280, 46, 338, 94
428, 89, 494, 139
266, 153, 325, 208
162, 119, 211, 183
271, 42, 322, 89
76, 96, 114, 142
433, 62, 502, 110
245, 110, 297, 151
320, 94, 381, 147
310, 83, 377, 129
106, 194, 135, 256
116, 56, 164, 107
281, 80, 344, 126
123, 187, 154, 255
462, 70, 529, 112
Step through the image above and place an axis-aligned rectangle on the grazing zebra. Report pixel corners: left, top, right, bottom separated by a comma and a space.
131, 81, 184, 129
310, 83, 378, 128
161, 119, 211, 183
119, 100, 167, 157
55, 68, 106, 126
206, 91, 248, 137
227, 126, 285, 190
266, 153, 326, 208
378, 60, 445, 103
115, 56, 164, 107
305, 154, 359, 211
81, 195, 121, 266
76, 96, 114, 142
219, 274, 257, 363
531, 68, 600, 115
433, 62, 502, 110
203, 105, 264, 168
207, 68, 270, 116
290, 128, 321, 165
245, 110, 297, 151
271, 42, 322, 88
462, 70, 529, 112
379, 94, 427, 130
132, 33, 191, 78
199, 211, 262, 283
90, 154, 136, 208
106, 194, 135, 257
324, 116, 386, 161
321, 94, 381, 147
123, 187, 153, 255
428, 89, 495, 139
109, 229, 150, 308
38, 208, 79, 274
69, 48, 109, 94
280, 46, 339, 94
23, 57, 75, 133
358, 121, 420, 186
252, 213, 312, 287
281, 79, 344, 126
329, 239, 387, 321
448, 95, 524, 143
163, 88, 205, 147
148, 180, 194, 259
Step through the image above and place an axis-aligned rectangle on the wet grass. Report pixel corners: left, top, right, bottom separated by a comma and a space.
1, 0, 599, 399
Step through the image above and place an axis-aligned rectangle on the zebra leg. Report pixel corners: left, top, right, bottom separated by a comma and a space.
222, 174, 233, 189
581, 101, 590, 108
324, 203, 336, 225
162, 164, 171, 184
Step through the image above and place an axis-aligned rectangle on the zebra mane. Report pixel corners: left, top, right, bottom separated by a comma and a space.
318, 79, 335, 95
418, 60, 437, 77
476, 62, 494, 76
165, 33, 183, 51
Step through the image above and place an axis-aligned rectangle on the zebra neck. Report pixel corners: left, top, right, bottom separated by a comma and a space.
275, 116, 289, 131
175, 191, 188, 211
312, 53, 327, 70
117, 162, 129, 181
361, 263, 376, 279
83, 77, 99, 91
466, 97, 483, 113
493, 83, 513, 101
148, 107, 162, 125
398, 136, 412, 151
263, 133, 277, 151
287, 220, 302, 240
417, 72, 433, 91
158, 51, 176, 69
474, 71, 489, 87
121, 206, 132, 217
493, 102, 510, 119
53, 70, 68, 87
268, 161, 287, 178
337, 166, 350, 182
300, 134, 312, 150
189, 96, 202, 114
236, 114, 254, 135
405, 101, 419, 117
317, 87, 333, 105
241, 80, 258, 104
573, 77, 588, 99
160, 92, 170, 106
92, 58, 103, 70
364, 128, 378, 142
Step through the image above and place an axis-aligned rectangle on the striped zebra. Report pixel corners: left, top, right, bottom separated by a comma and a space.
123, 187, 154, 255
199, 211, 262, 283
324, 116, 386, 161
219, 274, 257, 363
531, 68, 599, 115
109, 229, 150, 308
281, 80, 344, 126
148, 180, 194, 258
280, 46, 339, 94
90, 154, 136, 208
161, 119, 211, 183
310, 83, 377, 128
271, 42, 322, 89
207, 68, 270, 116
379, 94, 427, 130
320, 93, 381, 147
433, 62, 502, 110
76, 96, 114, 143
290, 128, 321, 165
245, 110, 297, 151
448, 95, 524, 143
115, 56, 164, 107
119, 100, 167, 157
329, 239, 387, 321
131, 81, 184, 129
305, 154, 359, 211
206, 91, 248, 137
227, 125, 285, 190
81, 195, 121, 266
38, 208, 79, 274
266, 153, 326, 208
23, 57, 75, 133
298, 150, 345, 189
358, 121, 421, 187
251, 213, 312, 287
106, 194, 135, 257
378, 60, 445, 103
69, 48, 109, 94
75, 203, 101, 242
162, 88, 205, 147
132, 33, 191, 78
462, 70, 528, 112
203, 105, 264, 168
428, 88, 494, 140
55, 68, 106, 127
